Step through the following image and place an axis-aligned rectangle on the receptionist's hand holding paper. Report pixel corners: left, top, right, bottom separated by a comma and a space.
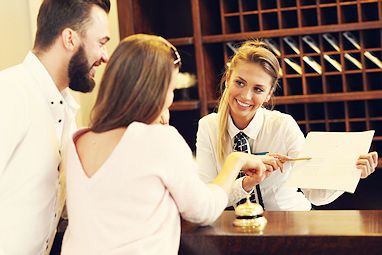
286, 130, 375, 193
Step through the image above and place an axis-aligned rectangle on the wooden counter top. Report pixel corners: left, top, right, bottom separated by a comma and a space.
180, 210, 382, 255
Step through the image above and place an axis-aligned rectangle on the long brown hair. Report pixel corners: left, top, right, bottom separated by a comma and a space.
217, 39, 281, 164
90, 34, 181, 132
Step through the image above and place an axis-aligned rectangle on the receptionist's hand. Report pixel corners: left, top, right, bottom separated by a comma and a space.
357, 151, 378, 179
242, 156, 279, 192
266, 153, 289, 173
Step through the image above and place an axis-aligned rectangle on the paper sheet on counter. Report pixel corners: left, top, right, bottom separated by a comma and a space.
285, 130, 374, 193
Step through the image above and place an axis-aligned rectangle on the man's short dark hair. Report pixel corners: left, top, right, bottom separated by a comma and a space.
33, 0, 110, 50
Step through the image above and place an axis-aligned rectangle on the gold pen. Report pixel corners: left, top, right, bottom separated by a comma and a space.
287, 157, 312, 161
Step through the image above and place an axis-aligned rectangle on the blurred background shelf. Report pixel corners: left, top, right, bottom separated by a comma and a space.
170, 100, 200, 111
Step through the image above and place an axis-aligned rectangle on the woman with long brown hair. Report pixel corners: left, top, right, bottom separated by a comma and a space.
61, 34, 268, 254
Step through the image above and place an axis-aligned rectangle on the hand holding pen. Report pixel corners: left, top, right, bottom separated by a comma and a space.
248, 152, 286, 176
241, 154, 284, 191
254, 152, 312, 174
242, 152, 312, 191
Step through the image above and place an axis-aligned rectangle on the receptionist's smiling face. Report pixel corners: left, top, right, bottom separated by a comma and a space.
227, 61, 273, 130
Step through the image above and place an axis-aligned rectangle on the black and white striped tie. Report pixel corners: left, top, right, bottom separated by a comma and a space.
233, 132, 264, 208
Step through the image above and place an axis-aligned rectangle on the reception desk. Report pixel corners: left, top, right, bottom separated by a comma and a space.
179, 210, 382, 255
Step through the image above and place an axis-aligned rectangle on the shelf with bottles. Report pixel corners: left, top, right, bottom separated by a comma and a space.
199, 0, 382, 37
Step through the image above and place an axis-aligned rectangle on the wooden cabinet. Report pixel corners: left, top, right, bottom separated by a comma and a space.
117, 0, 382, 208
117, 0, 382, 156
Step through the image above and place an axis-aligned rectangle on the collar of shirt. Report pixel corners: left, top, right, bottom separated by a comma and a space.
22, 51, 79, 115
61, 88, 80, 116
227, 107, 265, 142
23, 51, 66, 107
23, 52, 79, 144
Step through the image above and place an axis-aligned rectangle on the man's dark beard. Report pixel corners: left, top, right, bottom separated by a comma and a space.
68, 46, 95, 93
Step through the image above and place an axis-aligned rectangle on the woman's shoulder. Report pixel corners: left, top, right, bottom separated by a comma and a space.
128, 122, 187, 146
261, 108, 301, 135
73, 128, 92, 141
263, 108, 297, 124
127, 123, 193, 161
129, 121, 179, 136
198, 112, 218, 127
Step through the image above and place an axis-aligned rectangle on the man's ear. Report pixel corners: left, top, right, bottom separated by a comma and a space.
61, 28, 79, 51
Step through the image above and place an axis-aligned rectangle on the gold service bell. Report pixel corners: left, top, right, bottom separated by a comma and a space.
233, 194, 267, 231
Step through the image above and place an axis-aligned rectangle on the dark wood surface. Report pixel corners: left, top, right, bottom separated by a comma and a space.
180, 210, 382, 255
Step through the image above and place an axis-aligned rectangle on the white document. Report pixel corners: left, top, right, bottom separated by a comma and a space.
286, 130, 375, 193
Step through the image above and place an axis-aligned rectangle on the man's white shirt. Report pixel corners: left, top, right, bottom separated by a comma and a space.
0, 52, 78, 254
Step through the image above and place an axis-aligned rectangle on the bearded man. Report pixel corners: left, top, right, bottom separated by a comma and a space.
0, 1, 111, 254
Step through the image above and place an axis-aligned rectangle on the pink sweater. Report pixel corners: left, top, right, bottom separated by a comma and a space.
61, 122, 228, 255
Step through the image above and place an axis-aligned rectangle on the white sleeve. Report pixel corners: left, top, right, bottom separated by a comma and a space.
0, 83, 29, 176
161, 128, 228, 226
302, 189, 344, 206
196, 116, 253, 207
283, 115, 305, 158
283, 115, 345, 205
228, 177, 253, 206
196, 117, 219, 184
